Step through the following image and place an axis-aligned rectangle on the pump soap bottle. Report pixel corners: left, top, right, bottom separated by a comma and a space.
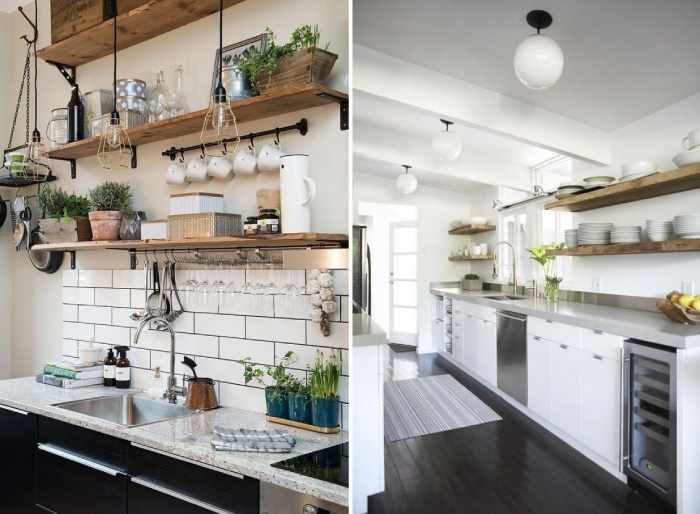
103, 348, 117, 387
115, 346, 131, 389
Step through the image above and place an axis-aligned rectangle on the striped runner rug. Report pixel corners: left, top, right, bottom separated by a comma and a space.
384, 374, 502, 442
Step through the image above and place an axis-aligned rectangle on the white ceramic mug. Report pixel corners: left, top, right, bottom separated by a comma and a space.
257, 142, 282, 173
233, 146, 257, 175
207, 155, 233, 179
166, 161, 188, 185
186, 156, 209, 182
682, 129, 700, 151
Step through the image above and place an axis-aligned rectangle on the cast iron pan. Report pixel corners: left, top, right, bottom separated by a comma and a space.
27, 230, 63, 274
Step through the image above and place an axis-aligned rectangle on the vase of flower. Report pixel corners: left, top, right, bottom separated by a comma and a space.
544, 276, 563, 303
528, 243, 564, 303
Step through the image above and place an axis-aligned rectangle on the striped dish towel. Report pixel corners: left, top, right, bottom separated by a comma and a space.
213, 426, 296, 446
210, 439, 294, 453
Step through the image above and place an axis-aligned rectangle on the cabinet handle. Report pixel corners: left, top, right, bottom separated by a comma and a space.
546, 319, 553, 323
131, 476, 235, 514
593, 330, 603, 335
533, 336, 542, 341
593, 354, 604, 360
0, 403, 28, 415
37, 443, 123, 477
559, 344, 568, 350
130, 442, 243, 479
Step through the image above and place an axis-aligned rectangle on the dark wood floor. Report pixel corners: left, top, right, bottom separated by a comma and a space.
369, 350, 674, 514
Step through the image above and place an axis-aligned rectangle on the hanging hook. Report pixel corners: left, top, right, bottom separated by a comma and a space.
200, 144, 206, 159
179, 148, 185, 163
248, 134, 255, 149
274, 127, 280, 146
222, 142, 228, 155
18, 5, 38, 45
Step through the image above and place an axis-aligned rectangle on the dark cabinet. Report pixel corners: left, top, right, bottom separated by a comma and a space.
0, 404, 36, 514
129, 481, 230, 514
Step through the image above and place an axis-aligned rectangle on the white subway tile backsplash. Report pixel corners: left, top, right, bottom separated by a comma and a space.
63, 287, 94, 305
195, 357, 244, 384
246, 270, 305, 289
127, 346, 151, 369
61, 339, 78, 357
112, 308, 139, 328
340, 297, 349, 323
306, 321, 348, 349
62, 304, 78, 322
220, 338, 274, 365
273, 295, 311, 319
95, 288, 131, 307
275, 343, 319, 370
78, 305, 111, 325
131, 289, 146, 309
246, 317, 305, 344
79, 270, 112, 288
219, 383, 266, 413
331, 270, 349, 295
170, 312, 194, 333
174, 333, 219, 357
94, 324, 130, 346
63, 322, 94, 341
341, 350, 349, 376
150, 351, 192, 375
338, 376, 349, 403
113, 269, 146, 289
130, 328, 171, 352
194, 313, 245, 338
62, 270, 79, 286
220, 294, 273, 317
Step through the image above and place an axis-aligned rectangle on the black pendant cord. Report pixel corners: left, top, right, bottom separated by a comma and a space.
218, 0, 223, 89
32, 0, 38, 138
112, 11, 118, 117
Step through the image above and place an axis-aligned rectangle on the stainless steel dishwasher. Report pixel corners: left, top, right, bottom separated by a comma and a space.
496, 310, 528, 405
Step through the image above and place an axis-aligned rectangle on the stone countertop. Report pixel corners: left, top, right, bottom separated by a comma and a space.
352, 312, 387, 347
0, 377, 347, 506
431, 287, 700, 349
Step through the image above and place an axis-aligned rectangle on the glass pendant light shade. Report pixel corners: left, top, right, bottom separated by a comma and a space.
513, 10, 564, 90
431, 119, 462, 161
396, 164, 418, 195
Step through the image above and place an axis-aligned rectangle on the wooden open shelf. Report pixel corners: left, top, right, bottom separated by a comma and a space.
37, 0, 244, 67
47, 83, 347, 161
547, 239, 700, 256
448, 224, 496, 235
31, 233, 348, 253
545, 163, 700, 212
448, 255, 494, 262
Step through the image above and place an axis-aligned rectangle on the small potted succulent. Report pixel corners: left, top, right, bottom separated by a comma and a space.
309, 350, 341, 428
287, 380, 312, 424
241, 351, 298, 419
87, 181, 132, 241
461, 273, 483, 291
38, 187, 92, 242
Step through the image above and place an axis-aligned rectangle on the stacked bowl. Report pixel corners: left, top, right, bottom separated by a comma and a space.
646, 220, 674, 242
673, 214, 700, 239
577, 223, 612, 245
565, 229, 578, 248
611, 225, 642, 244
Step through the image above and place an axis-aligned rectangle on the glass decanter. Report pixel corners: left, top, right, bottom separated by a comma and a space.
147, 71, 172, 123
169, 65, 189, 117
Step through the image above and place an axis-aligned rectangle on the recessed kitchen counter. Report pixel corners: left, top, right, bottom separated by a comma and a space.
431, 287, 700, 349
0, 377, 347, 506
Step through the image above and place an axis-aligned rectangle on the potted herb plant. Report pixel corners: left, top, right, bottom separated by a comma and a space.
241, 351, 298, 419
287, 380, 312, 424
38, 187, 92, 242
461, 273, 483, 291
87, 181, 132, 241
309, 350, 341, 428
239, 25, 337, 96
528, 243, 565, 303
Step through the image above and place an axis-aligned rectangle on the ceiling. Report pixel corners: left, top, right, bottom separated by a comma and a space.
354, 0, 700, 131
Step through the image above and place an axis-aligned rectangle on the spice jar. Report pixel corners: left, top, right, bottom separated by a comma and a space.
243, 216, 259, 235
258, 209, 280, 234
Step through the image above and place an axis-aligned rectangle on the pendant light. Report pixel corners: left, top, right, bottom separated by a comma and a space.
431, 119, 462, 161
396, 164, 418, 195
513, 10, 564, 90
97, 11, 133, 169
200, 0, 240, 157
26, 1, 48, 171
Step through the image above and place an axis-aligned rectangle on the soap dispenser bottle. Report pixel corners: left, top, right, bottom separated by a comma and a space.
115, 346, 131, 389
103, 348, 117, 387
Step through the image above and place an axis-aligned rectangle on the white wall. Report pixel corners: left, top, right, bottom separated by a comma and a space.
0, 11, 12, 379
4, 0, 348, 378
354, 172, 498, 353
563, 92, 700, 297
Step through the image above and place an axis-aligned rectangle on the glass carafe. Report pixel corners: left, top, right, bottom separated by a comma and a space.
147, 71, 171, 123
169, 65, 189, 117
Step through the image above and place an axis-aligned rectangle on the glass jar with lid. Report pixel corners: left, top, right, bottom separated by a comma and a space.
46, 108, 69, 148
258, 209, 280, 234
243, 216, 259, 236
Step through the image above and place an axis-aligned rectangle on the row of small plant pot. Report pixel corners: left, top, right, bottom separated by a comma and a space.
38, 181, 134, 242
241, 350, 341, 429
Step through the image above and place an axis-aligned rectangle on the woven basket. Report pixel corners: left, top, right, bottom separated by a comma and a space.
656, 298, 700, 325
168, 213, 242, 240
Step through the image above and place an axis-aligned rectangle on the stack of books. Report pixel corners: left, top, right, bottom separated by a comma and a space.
36, 358, 103, 389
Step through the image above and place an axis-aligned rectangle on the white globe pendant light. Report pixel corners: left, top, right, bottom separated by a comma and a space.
396, 164, 418, 195
431, 119, 462, 161
513, 10, 563, 90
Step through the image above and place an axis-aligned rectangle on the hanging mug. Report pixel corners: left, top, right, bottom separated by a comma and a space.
280, 154, 317, 233
207, 155, 233, 179
257, 141, 282, 173
186, 155, 208, 182
233, 146, 257, 175
166, 159, 188, 185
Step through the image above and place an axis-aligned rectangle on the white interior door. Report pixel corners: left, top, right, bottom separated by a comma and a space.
389, 221, 418, 346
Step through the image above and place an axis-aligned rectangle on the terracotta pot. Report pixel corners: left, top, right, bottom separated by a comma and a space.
88, 211, 122, 241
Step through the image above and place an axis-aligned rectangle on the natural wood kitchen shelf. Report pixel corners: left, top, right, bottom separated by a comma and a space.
47, 83, 348, 161
545, 163, 700, 212
31, 233, 349, 253
448, 224, 496, 235
36, 0, 245, 67
448, 255, 495, 262
547, 239, 700, 256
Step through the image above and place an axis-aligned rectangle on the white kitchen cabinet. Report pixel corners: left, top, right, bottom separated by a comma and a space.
452, 312, 464, 363
579, 350, 621, 466
549, 341, 582, 439
476, 318, 497, 385
527, 334, 550, 420
462, 314, 479, 371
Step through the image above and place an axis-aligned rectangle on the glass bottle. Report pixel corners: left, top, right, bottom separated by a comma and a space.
103, 348, 116, 387
147, 71, 171, 123
169, 65, 189, 117
115, 346, 131, 389
67, 85, 84, 142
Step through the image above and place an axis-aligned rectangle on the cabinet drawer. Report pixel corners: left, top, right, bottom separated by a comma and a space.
129, 444, 259, 514
464, 302, 496, 322
580, 329, 623, 360
129, 481, 230, 514
528, 316, 580, 348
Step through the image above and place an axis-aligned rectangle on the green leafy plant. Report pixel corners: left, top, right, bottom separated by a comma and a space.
527, 243, 564, 278
38, 187, 90, 220
464, 273, 480, 280
289, 24, 328, 51
240, 351, 299, 400
88, 181, 132, 212
63, 194, 90, 219
309, 351, 341, 400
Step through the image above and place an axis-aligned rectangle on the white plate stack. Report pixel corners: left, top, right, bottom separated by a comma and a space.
646, 220, 674, 242
610, 225, 642, 244
673, 214, 700, 239
577, 223, 613, 245
565, 229, 578, 248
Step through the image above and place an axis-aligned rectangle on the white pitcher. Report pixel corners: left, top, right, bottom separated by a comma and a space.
280, 154, 317, 233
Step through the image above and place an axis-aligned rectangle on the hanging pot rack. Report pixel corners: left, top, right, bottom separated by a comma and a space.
162, 118, 308, 160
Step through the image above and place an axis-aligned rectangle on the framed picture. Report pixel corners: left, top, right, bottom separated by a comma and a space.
211, 33, 268, 101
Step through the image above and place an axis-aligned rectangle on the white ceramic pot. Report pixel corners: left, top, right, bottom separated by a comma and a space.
207, 155, 233, 179
280, 154, 316, 233
233, 146, 257, 175
257, 142, 282, 173
186, 156, 209, 182
682, 129, 700, 151
166, 161, 188, 185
